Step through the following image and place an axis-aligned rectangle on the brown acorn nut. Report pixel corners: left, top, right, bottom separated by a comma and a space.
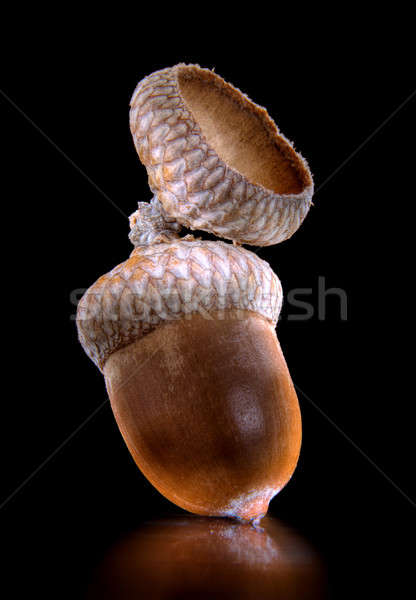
105, 315, 301, 522
130, 63, 314, 246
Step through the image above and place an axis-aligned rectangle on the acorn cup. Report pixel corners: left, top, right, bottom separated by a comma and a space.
130, 64, 313, 246
77, 65, 314, 523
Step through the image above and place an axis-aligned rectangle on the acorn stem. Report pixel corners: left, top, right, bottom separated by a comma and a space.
129, 195, 186, 246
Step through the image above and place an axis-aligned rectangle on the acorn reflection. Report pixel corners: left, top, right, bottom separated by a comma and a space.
88, 516, 326, 599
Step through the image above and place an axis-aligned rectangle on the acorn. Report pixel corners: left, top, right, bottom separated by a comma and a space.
77, 65, 313, 523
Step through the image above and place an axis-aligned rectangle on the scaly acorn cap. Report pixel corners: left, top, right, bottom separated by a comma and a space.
130, 64, 314, 246
77, 230, 282, 372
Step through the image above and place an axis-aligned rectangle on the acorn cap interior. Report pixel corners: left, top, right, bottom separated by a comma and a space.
177, 65, 310, 195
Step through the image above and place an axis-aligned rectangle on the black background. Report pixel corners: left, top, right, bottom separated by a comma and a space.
1, 8, 415, 599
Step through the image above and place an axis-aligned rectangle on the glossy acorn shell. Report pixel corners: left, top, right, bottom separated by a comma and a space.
104, 311, 301, 522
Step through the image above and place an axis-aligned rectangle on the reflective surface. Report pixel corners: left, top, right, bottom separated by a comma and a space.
87, 516, 327, 599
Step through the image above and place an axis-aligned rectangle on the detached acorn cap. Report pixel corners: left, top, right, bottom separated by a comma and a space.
130, 63, 313, 246
77, 235, 282, 372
